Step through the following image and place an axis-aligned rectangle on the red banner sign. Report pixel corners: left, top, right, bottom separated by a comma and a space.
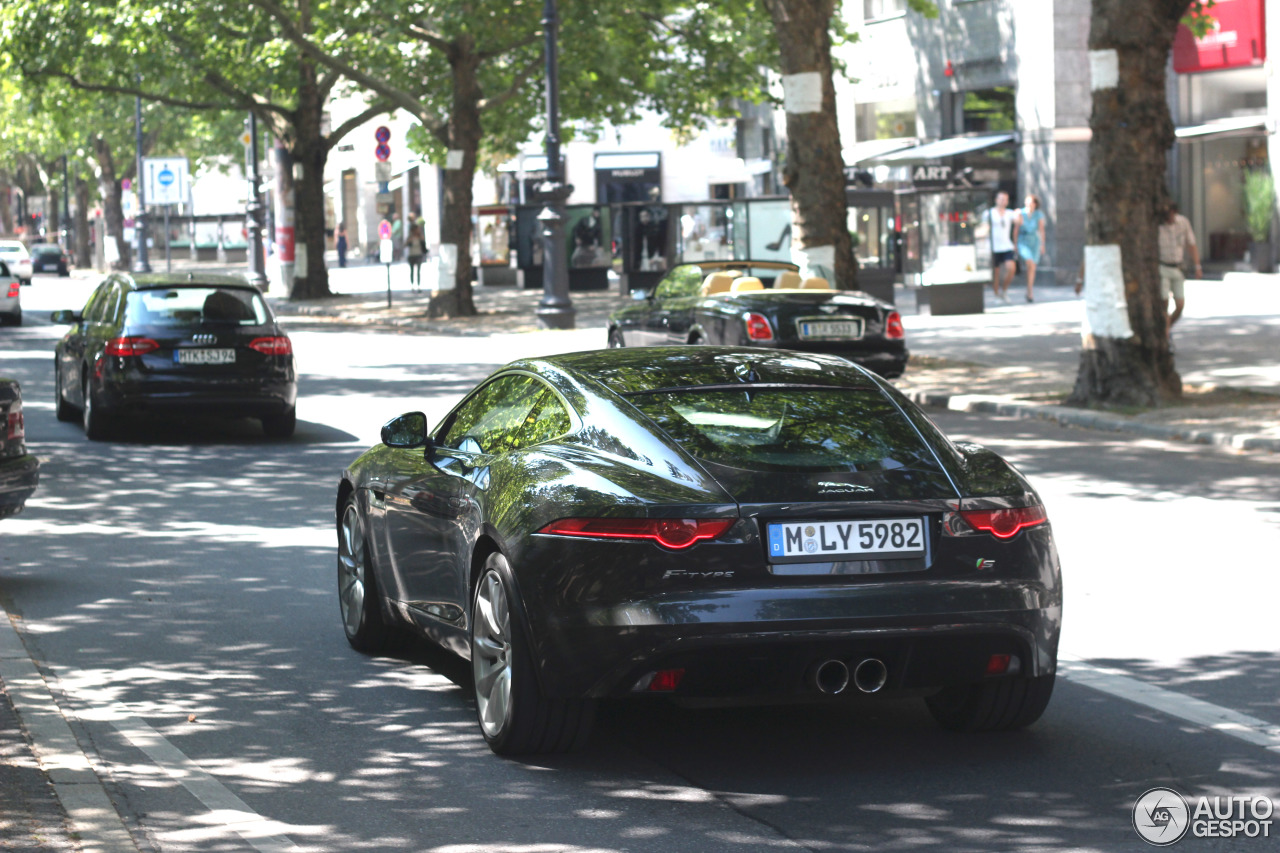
1173, 0, 1266, 73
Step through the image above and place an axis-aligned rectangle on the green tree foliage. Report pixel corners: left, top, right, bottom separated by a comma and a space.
250, 0, 777, 316
0, 0, 390, 294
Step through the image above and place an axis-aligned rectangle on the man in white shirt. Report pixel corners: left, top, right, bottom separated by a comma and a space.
985, 191, 1020, 303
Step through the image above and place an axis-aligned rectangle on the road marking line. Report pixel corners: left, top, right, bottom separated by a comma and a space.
111, 715, 299, 852
1, 610, 139, 853
1060, 656, 1280, 753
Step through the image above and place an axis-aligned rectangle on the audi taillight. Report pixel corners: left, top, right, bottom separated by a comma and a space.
249, 336, 293, 356
538, 517, 734, 550
944, 506, 1047, 539
6, 408, 23, 441
6, 282, 18, 297
104, 337, 160, 357
743, 312, 774, 342
885, 311, 904, 340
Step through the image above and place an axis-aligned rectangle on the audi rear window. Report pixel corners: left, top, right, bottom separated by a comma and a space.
125, 287, 269, 327
627, 387, 941, 473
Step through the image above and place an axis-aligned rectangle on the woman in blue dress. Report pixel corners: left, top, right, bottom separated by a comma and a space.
1018, 195, 1047, 302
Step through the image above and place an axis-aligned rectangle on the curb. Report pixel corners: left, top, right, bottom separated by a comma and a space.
903, 391, 1280, 454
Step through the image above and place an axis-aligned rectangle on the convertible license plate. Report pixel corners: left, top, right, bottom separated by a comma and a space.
767, 518, 925, 562
796, 318, 864, 340
176, 348, 235, 365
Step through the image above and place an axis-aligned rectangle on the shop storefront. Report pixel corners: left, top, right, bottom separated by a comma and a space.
1171, 0, 1269, 269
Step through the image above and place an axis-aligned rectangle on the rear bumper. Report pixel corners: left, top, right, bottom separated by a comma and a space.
0, 453, 40, 518
515, 530, 1062, 700
99, 377, 296, 418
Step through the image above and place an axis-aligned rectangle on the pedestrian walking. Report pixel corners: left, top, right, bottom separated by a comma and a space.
1017, 194, 1047, 302
406, 223, 427, 289
336, 222, 348, 268
1158, 202, 1201, 332
983, 191, 1019, 303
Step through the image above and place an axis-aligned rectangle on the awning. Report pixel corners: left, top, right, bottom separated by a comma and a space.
704, 157, 773, 184
844, 137, 919, 165
1175, 116, 1267, 140
868, 133, 1016, 163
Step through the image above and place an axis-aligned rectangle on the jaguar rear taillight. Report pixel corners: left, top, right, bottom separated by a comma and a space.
249, 336, 293, 356
104, 336, 160, 357
538, 517, 734, 550
744, 312, 774, 342
944, 506, 1048, 539
885, 311, 904, 340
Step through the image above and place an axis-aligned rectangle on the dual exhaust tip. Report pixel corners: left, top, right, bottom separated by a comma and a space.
812, 658, 887, 695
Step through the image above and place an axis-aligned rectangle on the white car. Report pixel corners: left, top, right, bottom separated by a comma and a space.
0, 241, 33, 285
0, 259, 20, 325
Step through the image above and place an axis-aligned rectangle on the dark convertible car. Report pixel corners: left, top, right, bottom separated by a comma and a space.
337, 348, 1061, 755
608, 261, 908, 378
52, 273, 297, 440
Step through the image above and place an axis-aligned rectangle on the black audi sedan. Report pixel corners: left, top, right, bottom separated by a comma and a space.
1, 377, 39, 519
607, 261, 908, 378
337, 347, 1061, 755
30, 243, 70, 276
51, 273, 297, 439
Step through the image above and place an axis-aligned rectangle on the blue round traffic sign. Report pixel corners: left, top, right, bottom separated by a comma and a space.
374, 126, 391, 143
375, 143, 391, 162
158, 167, 175, 186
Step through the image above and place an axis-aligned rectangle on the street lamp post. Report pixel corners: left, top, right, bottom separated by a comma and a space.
132, 94, 152, 273
245, 112, 268, 289
534, 0, 575, 330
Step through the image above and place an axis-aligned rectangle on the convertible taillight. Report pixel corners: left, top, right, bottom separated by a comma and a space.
744, 312, 774, 342
249, 336, 293, 355
104, 336, 160, 357
944, 506, 1047, 540
885, 311, 904, 340
538, 517, 734, 550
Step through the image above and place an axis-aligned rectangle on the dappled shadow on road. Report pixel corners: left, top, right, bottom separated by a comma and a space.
1089, 652, 1280, 728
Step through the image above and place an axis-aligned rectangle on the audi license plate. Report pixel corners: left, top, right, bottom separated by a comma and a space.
796, 318, 864, 340
767, 518, 925, 563
176, 348, 235, 365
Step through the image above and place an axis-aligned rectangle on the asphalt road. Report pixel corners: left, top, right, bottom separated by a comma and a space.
1, 274, 1277, 852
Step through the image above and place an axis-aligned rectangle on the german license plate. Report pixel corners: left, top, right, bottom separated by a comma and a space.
796, 318, 863, 340
767, 518, 925, 563
176, 348, 235, 365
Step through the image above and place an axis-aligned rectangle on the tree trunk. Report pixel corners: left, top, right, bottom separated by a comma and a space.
430, 41, 482, 318
0, 172, 12, 235
93, 137, 130, 270
75, 178, 91, 268
762, 0, 857, 290
1069, 0, 1188, 407
284, 62, 334, 300
48, 187, 60, 241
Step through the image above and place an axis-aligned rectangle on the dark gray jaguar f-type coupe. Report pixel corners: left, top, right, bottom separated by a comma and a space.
336, 347, 1061, 755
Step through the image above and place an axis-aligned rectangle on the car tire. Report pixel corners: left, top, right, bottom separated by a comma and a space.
261, 407, 297, 439
337, 496, 391, 653
54, 368, 77, 422
925, 672, 1056, 732
471, 552, 594, 755
607, 328, 624, 348
82, 376, 114, 441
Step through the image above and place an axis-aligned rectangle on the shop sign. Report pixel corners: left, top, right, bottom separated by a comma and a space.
1173, 0, 1265, 73
911, 164, 953, 188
